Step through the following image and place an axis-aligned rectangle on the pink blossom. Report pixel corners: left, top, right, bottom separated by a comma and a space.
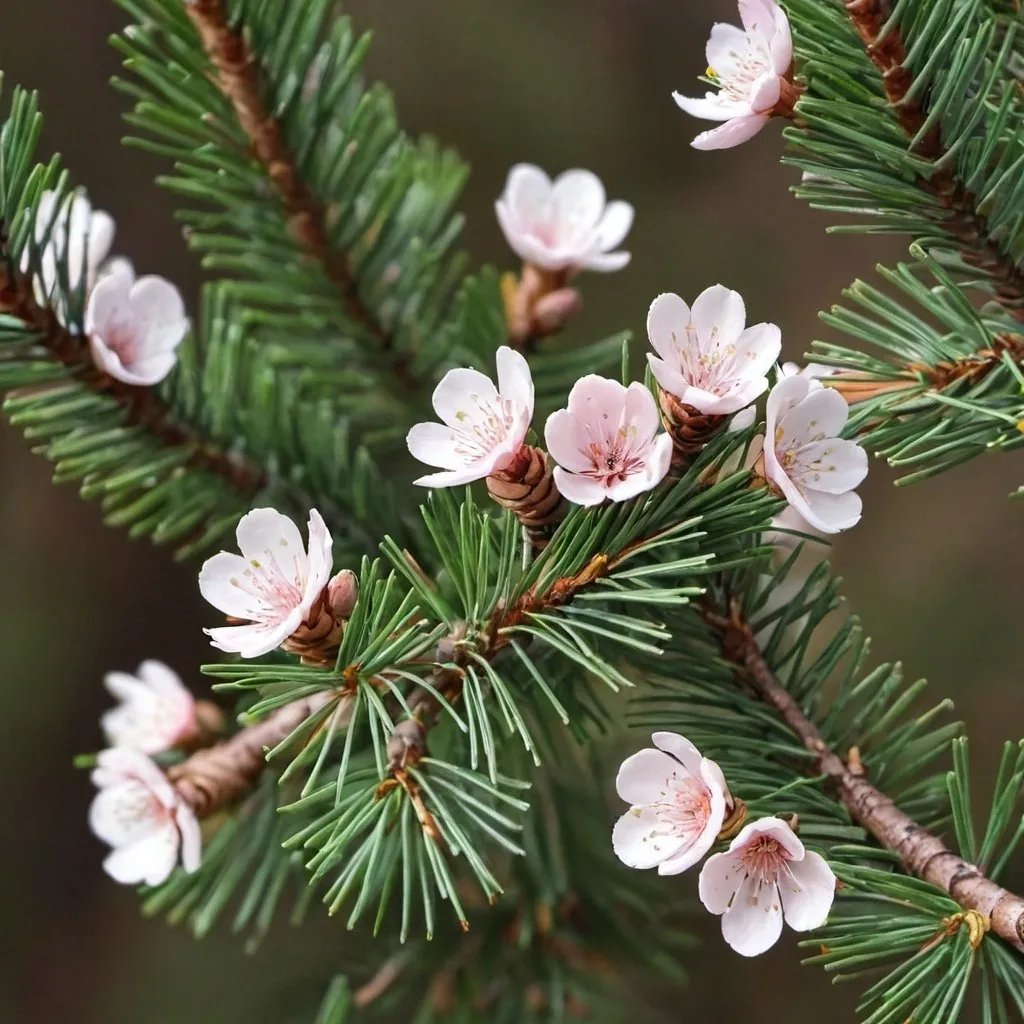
407, 346, 534, 487
89, 748, 201, 886
495, 164, 633, 273
699, 816, 835, 956
647, 287, 781, 415
199, 508, 335, 658
545, 376, 673, 506
763, 374, 867, 534
673, 0, 793, 150
85, 267, 189, 386
613, 732, 730, 875
102, 660, 197, 755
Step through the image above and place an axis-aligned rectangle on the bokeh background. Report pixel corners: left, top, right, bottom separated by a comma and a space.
1, 1, 1021, 1021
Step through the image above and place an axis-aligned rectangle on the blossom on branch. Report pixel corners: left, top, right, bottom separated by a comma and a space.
698, 816, 835, 956
761, 374, 867, 533
545, 375, 673, 506
613, 732, 730, 875
673, 0, 794, 150
89, 748, 201, 886
647, 286, 781, 415
102, 660, 198, 755
199, 508, 335, 658
85, 267, 189, 386
407, 346, 534, 487
495, 164, 634, 273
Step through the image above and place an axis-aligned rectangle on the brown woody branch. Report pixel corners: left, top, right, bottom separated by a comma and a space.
706, 597, 1024, 952
0, 263, 265, 494
842, 0, 1024, 319
184, 0, 416, 385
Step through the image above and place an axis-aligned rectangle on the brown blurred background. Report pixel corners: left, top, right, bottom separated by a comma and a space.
1, 1, 1021, 1021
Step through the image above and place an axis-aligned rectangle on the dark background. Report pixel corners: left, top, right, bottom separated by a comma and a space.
1, 1, 1021, 1021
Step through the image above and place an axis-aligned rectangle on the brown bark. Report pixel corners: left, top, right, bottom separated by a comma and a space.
842, 0, 1024, 318
708, 598, 1024, 951
184, 0, 415, 382
0, 266, 265, 494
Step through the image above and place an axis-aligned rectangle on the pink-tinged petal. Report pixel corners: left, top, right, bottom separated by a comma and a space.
612, 805, 688, 869
623, 382, 661, 441
659, 780, 726, 876
413, 464, 493, 488
673, 90, 748, 122
692, 114, 770, 151
739, 0, 778, 39
234, 507, 307, 580
205, 613, 300, 658
302, 508, 334, 609
706, 22, 752, 74
176, 805, 203, 874
495, 345, 534, 417
545, 408, 595, 473
503, 163, 553, 220
565, 373, 628, 420
765, 373, 812, 433
431, 367, 500, 427
103, 826, 179, 886
799, 489, 863, 534
552, 466, 608, 507
103, 670, 147, 704
734, 322, 783, 377
647, 432, 675, 487
730, 816, 805, 859
495, 199, 534, 264
87, 336, 150, 386
406, 422, 467, 471
646, 292, 692, 362
700, 757, 731, 803
729, 406, 758, 432
770, 6, 794, 73
594, 201, 634, 251
780, 851, 836, 931
651, 731, 703, 776
777, 385, 850, 441
101, 257, 135, 287
118, 351, 178, 386
698, 850, 744, 914
603, 459, 667, 504
647, 356, 696, 406
616, 747, 692, 804
721, 875, 785, 956
579, 249, 631, 273
551, 169, 606, 232
796, 438, 868, 494
85, 270, 131, 334
128, 275, 189, 351
87, 210, 116, 278
690, 284, 746, 346
89, 782, 159, 847
198, 551, 268, 619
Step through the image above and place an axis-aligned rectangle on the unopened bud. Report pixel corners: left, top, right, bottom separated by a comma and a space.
327, 569, 358, 621
533, 287, 582, 335
388, 718, 427, 771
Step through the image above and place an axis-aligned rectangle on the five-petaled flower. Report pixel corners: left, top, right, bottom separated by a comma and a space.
199, 508, 336, 658
85, 267, 190, 386
647, 286, 781, 415
89, 748, 201, 886
613, 732, 730, 876
674, 0, 794, 150
698, 816, 835, 956
407, 346, 535, 488
762, 374, 867, 533
102, 660, 198, 756
495, 164, 634, 273
545, 375, 673, 506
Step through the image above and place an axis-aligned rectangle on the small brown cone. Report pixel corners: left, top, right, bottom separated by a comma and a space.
658, 388, 727, 471
487, 444, 565, 549
281, 598, 342, 667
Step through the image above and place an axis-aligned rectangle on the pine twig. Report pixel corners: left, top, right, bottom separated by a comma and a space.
842, 0, 1024, 319
705, 596, 1024, 952
0, 260, 265, 494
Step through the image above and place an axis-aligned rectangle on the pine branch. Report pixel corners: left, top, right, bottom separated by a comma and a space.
839, 0, 1024, 317
705, 594, 1024, 952
181, 0, 412, 382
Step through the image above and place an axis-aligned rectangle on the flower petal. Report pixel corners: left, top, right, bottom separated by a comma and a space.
431, 367, 500, 427
780, 851, 836, 931
673, 90, 748, 122
103, 826, 179, 886
579, 249, 631, 273
616, 747, 692, 804
796, 437, 868, 494
647, 292, 692, 362
594, 201, 634, 251
551, 169, 606, 233
302, 508, 334, 611
622, 382, 660, 442
205, 613, 301, 658
176, 805, 203, 874
706, 22, 753, 75
690, 284, 746, 347
552, 466, 608, 507
698, 850, 744, 914
692, 114, 770, 150
749, 71, 781, 114
235, 507, 307, 582
198, 551, 269, 619
413, 464, 493, 488
495, 345, 534, 417
651, 731, 703, 775
406, 421, 468, 471
545, 408, 595, 473
730, 816, 805, 859
503, 163, 553, 222
721, 875, 785, 956
734, 322, 783, 377
777, 385, 850, 442
612, 805, 688, 869
800, 488, 863, 533
565, 374, 627, 421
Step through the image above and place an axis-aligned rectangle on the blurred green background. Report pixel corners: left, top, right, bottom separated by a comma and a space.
1, 1, 1021, 1021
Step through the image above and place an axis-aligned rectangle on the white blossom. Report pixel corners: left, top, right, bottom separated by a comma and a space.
199, 508, 335, 658
613, 732, 729, 876
85, 267, 189, 386
763, 374, 867, 534
406, 346, 534, 487
647, 287, 781, 415
102, 660, 198, 755
674, 0, 794, 150
698, 816, 835, 956
89, 748, 201, 886
495, 164, 633, 273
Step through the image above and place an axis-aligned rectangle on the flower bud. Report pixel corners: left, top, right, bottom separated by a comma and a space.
327, 569, 359, 620
532, 287, 583, 335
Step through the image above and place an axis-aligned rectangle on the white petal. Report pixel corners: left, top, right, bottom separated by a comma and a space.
647, 433, 674, 489
127, 275, 189, 352
495, 199, 533, 264
495, 345, 534, 417
103, 670, 147, 703
780, 851, 836, 931
111, 350, 178, 386
612, 805, 687, 869
413, 464, 493, 488
594, 201, 634, 251
103, 826, 179, 886
777, 385, 850, 443
301, 508, 334, 612
198, 551, 268, 619
137, 660, 186, 698
84, 270, 132, 335
797, 438, 868, 494
431, 367, 499, 427
706, 22, 752, 74
730, 816, 805, 859
658, 778, 726, 876
799, 488, 863, 533
544, 408, 594, 473
176, 805, 203, 874
651, 731, 703, 775
721, 875, 785, 956
205, 615, 300, 658
616, 747, 693, 804
89, 781, 161, 847
646, 292, 692, 362
749, 72, 781, 114
698, 850, 744, 914
503, 163, 553, 220
647, 355, 696, 405
734, 322, 783, 377
622, 382, 660, 442
692, 115, 770, 150
770, 5, 794, 73
565, 373, 627, 420
551, 169, 606, 233
690, 285, 746, 347
739, 0, 778, 39
407, 421, 467, 471
552, 466, 608, 507
673, 90, 749, 123
729, 406, 758, 432
578, 249, 631, 273
234, 507, 307, 583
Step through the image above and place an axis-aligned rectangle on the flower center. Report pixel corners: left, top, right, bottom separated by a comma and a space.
715, 45, 773, 103
671, 325, 740, 396
653, 775, 712, 838
241, 559, 305, 620
739, 835, 789, 885
451, 394, 518, 462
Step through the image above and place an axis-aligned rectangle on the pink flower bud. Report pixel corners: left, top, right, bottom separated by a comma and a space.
533, 288, 582, 334
327, 569, 359, 620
